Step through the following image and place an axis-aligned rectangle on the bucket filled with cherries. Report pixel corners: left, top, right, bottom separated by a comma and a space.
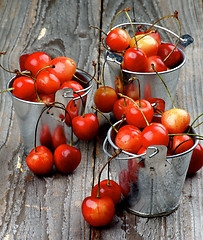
81, 9, 203, 226
2, 51, 94, 155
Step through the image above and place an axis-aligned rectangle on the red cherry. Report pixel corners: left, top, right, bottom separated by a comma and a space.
141, 123, 169, 149
135, 30, 161, 46
24, 52, 51, 77
26, 146, 54, 175
119, 169, 130, 197
124, 81, 139, 101
65, 100, 79, 127
49, 57, 76, 84
171, 135, 194, 155
113, 98, 131, 120
115, 125, 142, 154
12, 76, 35, 100
187, 143, 203, 175
35, 70, 60, 95
19, 53, 31, 72
82, 196, 115, 227
161, 108, 190, 134
125, 99, 154, 129
147, 97, 165, 114
157, 43, 181, 68
94, 86, 118, 113
39, 124, 53, 150
124, 47, 147, 72
91, 179, 121, 205
145, 56, 167, 72
130, 34, 159, 57
72, 113, 99, 141
54, 144, 81, 173
60, 80, 84, 98
106, 28, 131, 51
52, 125, 67, 150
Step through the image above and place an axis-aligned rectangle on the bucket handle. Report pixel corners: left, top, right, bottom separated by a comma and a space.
103, 137, 159, 161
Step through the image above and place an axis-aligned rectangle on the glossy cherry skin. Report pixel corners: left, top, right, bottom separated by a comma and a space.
187, 143, 203, 175
106, 28, 131, 51
54, 144, 81, 173
147, 97, 165, 114
170, 135, 194, 155
115, 125, 142, 154
72, 113, 99, 141
123, 47, 147, 72
125, 99, 154, 129
145, 56, 167, 72
60, 80, 84, 98
24, 52, 51, 77
157, 43, 181, 68
36, 70, 61, 95
91, 179, 122, 205
12, 76, 35, 100
82, 196, 115, 227
65, 100, 79, 127
141, 123, 169, 149
52, 125, 67, 150
49, 57, 76, 84
94, 86, 118, 113
130, 34, 159, 57
19, 53, 31, 71
161, 108, 190, 134
113, 98, 131, 120
135, 30, 161, 46
26, 146, 54, 175
119, 169, 130, 197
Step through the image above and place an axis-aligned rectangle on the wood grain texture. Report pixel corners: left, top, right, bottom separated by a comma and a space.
0, 0, 202, 240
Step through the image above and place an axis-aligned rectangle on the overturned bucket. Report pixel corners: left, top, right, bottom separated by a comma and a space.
105, 22, 193, 110
7, 69, 93, 155
103, 119, 199, 217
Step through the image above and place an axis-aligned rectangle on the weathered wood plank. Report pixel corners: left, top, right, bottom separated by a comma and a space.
0, 0, 202, 239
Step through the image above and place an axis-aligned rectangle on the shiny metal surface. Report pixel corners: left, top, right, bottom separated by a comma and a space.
7, 69, 92, 155
103, 120, 199, 217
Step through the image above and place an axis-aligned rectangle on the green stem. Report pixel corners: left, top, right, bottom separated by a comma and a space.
89, 25, 107, 36
110, 8, 131, 31
187, 113, 203, 133
151, 64, 176, 109
91, 105, 118, 133
96, 149, 122, 198
0, 87, 15, 94
118, 93, 150, 126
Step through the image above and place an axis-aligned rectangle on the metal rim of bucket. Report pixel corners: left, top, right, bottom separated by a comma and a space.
104, 119, 199, 160
6, 68, 93, 104
105, 22, 186, 75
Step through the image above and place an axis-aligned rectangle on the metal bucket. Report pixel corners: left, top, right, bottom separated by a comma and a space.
103, 119, 199, 217
105, 23, 193, 110
7, 69, 93, 155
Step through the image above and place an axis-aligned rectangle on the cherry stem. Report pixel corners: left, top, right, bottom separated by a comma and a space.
169, 133, 203, 138
187, 113, 203, 133
96, 148, 122, 198
146, 11, 181, 63
101, 58, 107, 90
76, 61, 98, 84
33, 65, 55, 102
89, 25, 107, 36
0, 87, 15, 94
91, 105, 118, 133
33, 102, 73, 151
171, 137, 203, 155
151, 64, 176, 109
110, 8, 131, 31
118, 93, 150, 126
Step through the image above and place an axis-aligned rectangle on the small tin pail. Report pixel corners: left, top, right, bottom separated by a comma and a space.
103, 120, 198, 217
7, 69, 92, 155
105, 23, 193, 110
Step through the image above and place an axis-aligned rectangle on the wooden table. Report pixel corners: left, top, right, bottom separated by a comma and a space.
0, 0, 202, 239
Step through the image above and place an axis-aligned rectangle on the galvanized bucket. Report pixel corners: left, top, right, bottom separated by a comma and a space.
105, 22, 193, 110
7, 69, 93, 155
103, 119, 199, 217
